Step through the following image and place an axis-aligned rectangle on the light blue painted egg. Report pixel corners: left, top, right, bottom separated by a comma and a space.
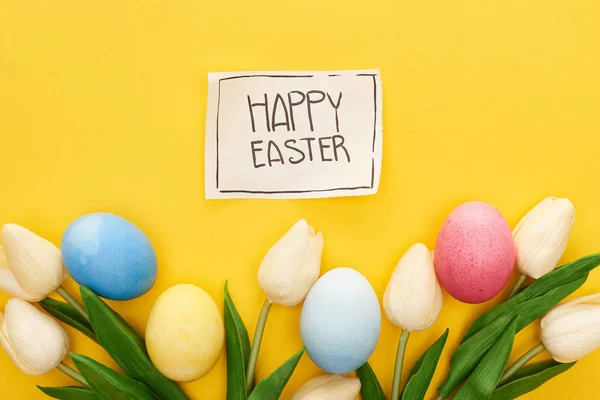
61, 213, 157, 301
300, 267, 381, 374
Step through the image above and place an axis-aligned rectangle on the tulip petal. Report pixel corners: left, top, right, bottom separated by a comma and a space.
1, 224, 66, 299
258, 220, 323, 306
384, 244, 442, 331
1, 298, 69, 375
0, 267, 40, 301
513, 197, 557, 237
283, 231, 323, 306
0, 246, 40, 300
0, 311, 42, 375
513, 197, 575, 279
0, 246, 8, 267
541, 293, 600, 326
541, 293, 600, 363
258, 220, 309, 303
292, 374, 361, 400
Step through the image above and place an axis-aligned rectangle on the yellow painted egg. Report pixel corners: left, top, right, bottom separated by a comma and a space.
146, 284, 224, 382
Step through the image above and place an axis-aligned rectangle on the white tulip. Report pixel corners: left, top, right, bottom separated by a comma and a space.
258, 220, 323, 306
291, 374, 361, 400
0, 297, 70, 375
384, 243, 443, 332
513, 197, 575, 279
541, 293, 600, 363
0, 224, 67, 301
0, 246, 7, 266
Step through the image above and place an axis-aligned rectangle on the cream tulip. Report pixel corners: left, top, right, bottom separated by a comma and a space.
246, 220, 323, 393
0, 297, 70, 375
541, 293, 600, 363
384, 243, 443, 332
513, 197, 575, 279
291, 374, 361, 400
384, 243, 443, 400
257, 219, 324, 307
499, 292, 600, 386
0, 247, 36, 301
0, 224, 67, 301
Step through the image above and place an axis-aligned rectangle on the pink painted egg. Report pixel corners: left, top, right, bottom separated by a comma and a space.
434, 201, 515, 303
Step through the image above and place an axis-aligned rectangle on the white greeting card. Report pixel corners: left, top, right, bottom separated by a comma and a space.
205, 70, 382, 199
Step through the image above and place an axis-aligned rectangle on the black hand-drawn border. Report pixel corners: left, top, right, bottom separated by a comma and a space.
215, 73, 379, 194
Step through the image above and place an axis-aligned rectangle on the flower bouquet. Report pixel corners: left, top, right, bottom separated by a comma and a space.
1, 195, 599, 400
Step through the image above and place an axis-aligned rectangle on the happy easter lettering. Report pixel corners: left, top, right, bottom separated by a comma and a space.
246, 90, 350, 168
205, 70, 383, 199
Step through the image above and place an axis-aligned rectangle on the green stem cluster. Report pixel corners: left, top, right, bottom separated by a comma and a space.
507, 274, 528, 299
433, 342, 547, 400
56, 285, 89, 322
245, 298, 273, 393
498, 343, 546, 386
57, 362, 89, 388
391, 330, 410, 400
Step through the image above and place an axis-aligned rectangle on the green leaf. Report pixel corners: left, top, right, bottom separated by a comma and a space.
225, 282, 251, 400
71, 354, 159, 400
38, 386, 100, 400
226, 282, 252, 367
40, 297, 98, 343
501, 360, 565, 384
401, 329, 449, 400
465, 254, 600, 341
454, 318, 518, 400
357, 362, 386, 400
248, 348, 305, 400
437, 254, 600, 399
111, 307, 146, 349
439, 311, 518, 397
80, 286, 188, 400
490, 361, 575, 400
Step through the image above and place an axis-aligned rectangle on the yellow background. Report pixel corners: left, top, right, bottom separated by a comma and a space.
1, 0, 599, 399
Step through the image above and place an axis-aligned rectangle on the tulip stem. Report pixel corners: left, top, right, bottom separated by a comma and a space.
391, 330, 410, 400
57, 362, 90, 388
508, 273, 527, 299
498, 343, 546, 386
245, 298, 273, 393
56, 285, 89, 322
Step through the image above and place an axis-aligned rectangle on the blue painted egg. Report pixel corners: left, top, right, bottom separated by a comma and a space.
300, 267, 381, 374
61, 213, 157, 300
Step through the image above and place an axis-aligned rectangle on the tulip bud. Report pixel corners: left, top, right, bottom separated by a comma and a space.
0, 224, 67, 301
384, 243, 443, 332
540, 293, 600, 363
513, 197, 575, 279
0, 246, 34, 300
291, 374, 361, 400
258, 220, 323, 306
0, 297, 70, 375
0, 246, 7, 266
